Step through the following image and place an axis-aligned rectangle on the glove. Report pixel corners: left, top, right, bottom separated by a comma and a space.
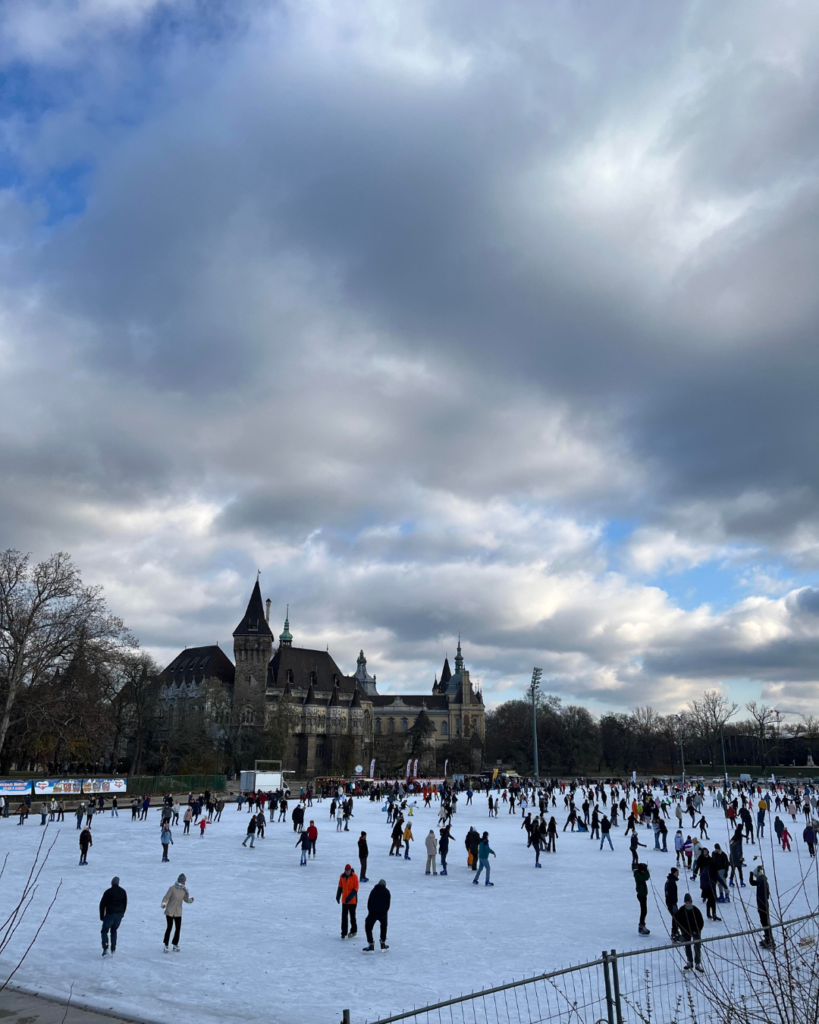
336, 897, 341, 904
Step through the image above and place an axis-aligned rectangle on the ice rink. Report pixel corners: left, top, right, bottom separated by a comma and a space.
0, 790, 816, 1024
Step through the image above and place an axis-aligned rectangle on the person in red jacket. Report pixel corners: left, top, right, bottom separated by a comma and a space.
336, 864, 359, 939
306, 820, 318, 858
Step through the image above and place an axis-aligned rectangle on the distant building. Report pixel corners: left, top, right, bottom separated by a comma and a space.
160, 579, 485, 776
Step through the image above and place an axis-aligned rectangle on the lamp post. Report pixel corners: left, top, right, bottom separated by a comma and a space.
529, 667, 543, 788
675, 714, 686, 791
720, 724, 729, 792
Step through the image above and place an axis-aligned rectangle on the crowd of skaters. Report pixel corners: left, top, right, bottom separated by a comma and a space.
4, 772, 818, 963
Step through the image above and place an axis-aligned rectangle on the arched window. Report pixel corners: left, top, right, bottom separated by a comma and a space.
286, 669, 294, 683
241, 707, 255, 726
401, 718, 409, 732
388, 718, 395, 734
440, 721, 448, 736
375, 719, 382, 735
455, 717, 461, 736
310, 671, 317, 685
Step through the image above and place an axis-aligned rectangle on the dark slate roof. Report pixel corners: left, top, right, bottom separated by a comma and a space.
350, 687, 362, 709
370, 694, 450, 710
233, 581, 273, 638
268, 646, 355, 692
328, 684, 341, 707
303, 682, 320, 706
440, 658, 452, 687
162, 646, 235, 688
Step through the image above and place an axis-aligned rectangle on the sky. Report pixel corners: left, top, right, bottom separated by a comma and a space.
2, 0, 819, 717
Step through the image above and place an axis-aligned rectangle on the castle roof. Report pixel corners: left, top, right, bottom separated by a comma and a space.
268, 646, 355, 692
369, 693, 450, 711
162, 645, 235, 688
233, 580, 273, 638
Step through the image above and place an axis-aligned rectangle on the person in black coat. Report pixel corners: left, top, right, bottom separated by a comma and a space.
665, 868, 680, 939
358, 832, 369, 881
99, 877, 127, 956
673, 894, 704, 971
363, 879, 391, 951
749, 868, 774, 948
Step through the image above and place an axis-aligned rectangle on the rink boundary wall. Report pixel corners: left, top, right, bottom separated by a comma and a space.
359, 909, 819, 1024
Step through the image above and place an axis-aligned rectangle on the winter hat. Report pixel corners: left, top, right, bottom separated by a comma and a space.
683, 893, 693, 904
378, 879, 386, 886
111, 876, 120, 886
345, 864, 352, 871
177, 873, 186, 884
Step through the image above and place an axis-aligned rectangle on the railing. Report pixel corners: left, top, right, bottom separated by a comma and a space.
126, 774, 227, 794
351, 911, 819, 1024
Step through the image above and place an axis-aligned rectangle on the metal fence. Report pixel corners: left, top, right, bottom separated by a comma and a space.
126, 774, 227, 794
355, 911, 819, 1024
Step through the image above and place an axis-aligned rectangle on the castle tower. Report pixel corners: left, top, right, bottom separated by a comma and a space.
233, 579, 274, 699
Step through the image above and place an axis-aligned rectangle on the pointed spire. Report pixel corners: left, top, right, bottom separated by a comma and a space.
233, 580, 273, 637
350, 684, 362, 709
440, 656, 452, 687
328, 683, 341, 707
303, 681, 319, 706
281, 676, 293, 699
432, 673, 439, 695
454, 635, 464, 674
279, 605, 293, 647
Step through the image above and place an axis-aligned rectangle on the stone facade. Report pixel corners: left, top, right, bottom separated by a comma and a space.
160, 580, 485, 777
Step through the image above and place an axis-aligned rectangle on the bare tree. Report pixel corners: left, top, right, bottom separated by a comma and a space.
109, 652, 163, 775
688, 690, 738, 771
746, 701, 777, 773
0, 550, 135, 761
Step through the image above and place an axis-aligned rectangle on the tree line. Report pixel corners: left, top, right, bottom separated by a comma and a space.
485, 690, 819, 776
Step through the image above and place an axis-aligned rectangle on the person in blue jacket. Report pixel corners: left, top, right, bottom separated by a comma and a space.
473, 832, 496, 886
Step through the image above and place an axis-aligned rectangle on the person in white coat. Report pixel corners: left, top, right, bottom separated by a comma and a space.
161, 873, 194, 952
425, 830, 438, 875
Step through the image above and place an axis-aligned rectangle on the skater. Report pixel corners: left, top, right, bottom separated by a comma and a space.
749, 867, 774, 948
79, 825, 92, 865
781, 826, 792, 851
439, 826, 451, 875
402, 822, 414, 860
694, 849, 720, 921
183, 806, 192, 834
600, 815, 613, 851
673, 894, 704, 972
99, 877, 127, 956
160, 824, 173, 862
665, 867, 680, 940
803, 823, 816, 857
161, 874, 194, 952
630, 832, 646, 868
358, 832, 369, 881
243, 815, 257, 848
198, 818, 207, 837
473, 832, 496, 886
306, 820, 318, 857
674, 830, 684, 865
634, 862, 651, 934
336, 864, 359, 939
425, 830, 438, 875
296, 829, 311, 864
362, 879, 391, 952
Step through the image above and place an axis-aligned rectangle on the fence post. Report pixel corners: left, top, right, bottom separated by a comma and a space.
610, 949, 623, 1024
601, 952, 615, 1024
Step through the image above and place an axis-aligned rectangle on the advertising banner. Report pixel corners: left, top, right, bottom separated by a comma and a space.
369, 759, 376, 777
81, 778, 127, 794
0, 780, 30, 796
405, 759, 412, 779
32, 779, 80, 795
412, 759, 418, 778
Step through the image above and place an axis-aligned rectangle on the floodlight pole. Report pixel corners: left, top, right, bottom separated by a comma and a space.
530, 667, 543, 788
675, 714, 686, 790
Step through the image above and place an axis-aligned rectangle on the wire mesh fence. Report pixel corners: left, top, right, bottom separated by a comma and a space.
360, 912, 819, 1024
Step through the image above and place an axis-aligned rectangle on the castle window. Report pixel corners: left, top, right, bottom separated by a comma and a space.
286, 669, 294, 684
241, 707, 255, 725
440, 721, 448, 736
316, 744, 325, 758
310, 671, 317, 685
248, 619, 259, 632
332, 673, 338, 685
401, 718, 408, 732
388, 718, 395, 734
455, 717, 461, 736
375, 719, 382, 735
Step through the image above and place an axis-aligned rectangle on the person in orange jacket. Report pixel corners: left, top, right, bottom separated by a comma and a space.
336, 864, 359, 939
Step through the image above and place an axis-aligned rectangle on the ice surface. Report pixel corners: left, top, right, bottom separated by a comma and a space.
0, 791, 814, 1024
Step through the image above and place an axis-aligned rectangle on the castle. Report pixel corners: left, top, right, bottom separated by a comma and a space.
160, 580, 485, 777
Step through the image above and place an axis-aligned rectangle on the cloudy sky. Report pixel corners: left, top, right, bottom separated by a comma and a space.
2, 0, 819, 715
